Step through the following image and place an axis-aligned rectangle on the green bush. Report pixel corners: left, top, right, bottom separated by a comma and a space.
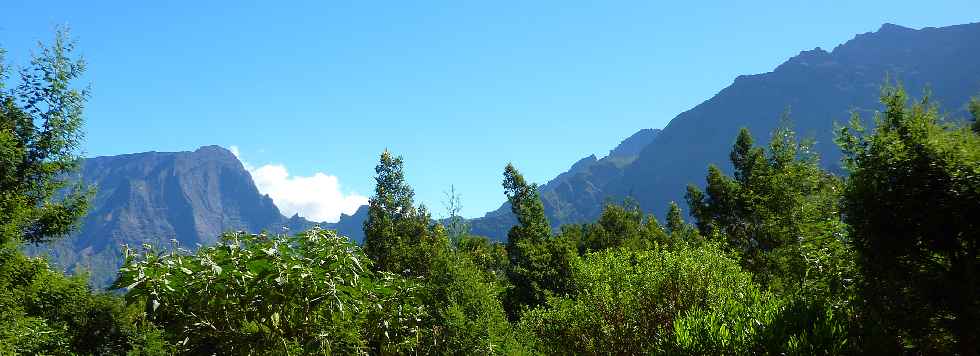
519, 243, 855, 354
519, 244, 759, 353
416, 250, 526, 354
115, 227, 426, 355
0, 244, 170, 355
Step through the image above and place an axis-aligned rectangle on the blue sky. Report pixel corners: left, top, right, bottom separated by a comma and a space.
1, 1, 977, 221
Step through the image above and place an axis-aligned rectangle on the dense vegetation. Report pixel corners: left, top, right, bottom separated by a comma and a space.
3, 31, 979, 355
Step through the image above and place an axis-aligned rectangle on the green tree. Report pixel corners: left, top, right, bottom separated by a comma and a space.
456, 234, 509, 285
362, 150, 446, 276
837, 86, 980, 354
577, 200, 668, 253
686, 125, 851, 296
416, 248, 524, 354
665, 201, 685, 235
502, 164, 551, 244
0, 29, 170, 355
501, 163, 576, 317
517, 243, 849, 354
0, 29, 90, 245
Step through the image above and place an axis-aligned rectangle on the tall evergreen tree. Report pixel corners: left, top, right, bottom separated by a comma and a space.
502, 164, 550, 243
502, 163, 575, 317
362, 150, 443, 276
665, 201, 685, 236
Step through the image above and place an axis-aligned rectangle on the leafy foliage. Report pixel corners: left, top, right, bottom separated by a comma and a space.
115, 227, 427, 355
838, 86, 980, 354
456, 234, 510, 285
0, 30, 170, 355
0, 244, 170, 355
518, 244, 759, 353
574, 199, 667, 253
686, 124, 854, 297
518, 243, 852, 354
0, 29, 91, 246
414, 248, 524, 354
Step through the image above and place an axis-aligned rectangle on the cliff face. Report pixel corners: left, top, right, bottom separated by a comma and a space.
75, 146, 297, 250
32, 146, 317, 287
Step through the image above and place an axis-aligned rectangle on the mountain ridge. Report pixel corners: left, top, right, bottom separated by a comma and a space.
615, 21, 980, 220
471, 21, 980, 240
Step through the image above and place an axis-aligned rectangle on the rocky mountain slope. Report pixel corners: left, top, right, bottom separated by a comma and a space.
30, 146, 367, 287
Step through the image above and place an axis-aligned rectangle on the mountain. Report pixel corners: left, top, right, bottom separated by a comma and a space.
76, 146, 308, 248
469, 129, 661, 239
30, 146, 366, 287
325, 205, 369, 244
472, 22, 980, 240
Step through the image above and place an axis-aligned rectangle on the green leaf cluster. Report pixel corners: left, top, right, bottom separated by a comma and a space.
115, 227, 427, 355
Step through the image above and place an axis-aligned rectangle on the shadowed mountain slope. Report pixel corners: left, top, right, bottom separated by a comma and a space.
472, 22, 980, 241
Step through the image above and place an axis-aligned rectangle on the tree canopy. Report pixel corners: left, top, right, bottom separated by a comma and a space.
0, 29, 90, 246
838, 86, 980, 354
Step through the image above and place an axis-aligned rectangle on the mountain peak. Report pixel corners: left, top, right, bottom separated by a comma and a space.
877, 22, 913, 33
192, 145, 238, 161
569, 155, 599, 174
607, 128, 661, 159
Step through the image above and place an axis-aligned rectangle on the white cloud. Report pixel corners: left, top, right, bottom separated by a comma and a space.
228, 146, 367, 223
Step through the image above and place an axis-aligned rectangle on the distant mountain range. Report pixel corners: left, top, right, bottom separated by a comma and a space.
31, 22, 980, 283
470, 22, 980, 240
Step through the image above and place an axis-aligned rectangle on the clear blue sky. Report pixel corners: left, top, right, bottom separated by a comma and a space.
2, 1, 977, 220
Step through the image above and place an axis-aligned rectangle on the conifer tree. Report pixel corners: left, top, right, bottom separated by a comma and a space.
665, 201, 685, 235
363, 150, 442, 276
502, 163, 574, 317
503, 163, 551, 243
